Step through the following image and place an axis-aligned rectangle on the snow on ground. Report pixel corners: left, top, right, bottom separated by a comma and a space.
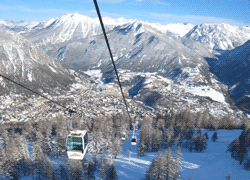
180, 85, 227, 104
48, 65, 58, 73
114, 129, 250, 180
70, 83, 86, 90
11, 129, 250, 180
83, 69, 103, 85
181, 130, 250, 180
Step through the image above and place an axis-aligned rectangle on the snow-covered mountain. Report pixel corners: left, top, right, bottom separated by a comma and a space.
38, 21, 217, 85
186, 23, 250, 50
7, 13, 250, 109
0, 27, 75, 95
20, 13, 195, 46
207, 40, 250, 110
3, 14, 250, 51
20, 13, 136, 46
0, 19, 39, 32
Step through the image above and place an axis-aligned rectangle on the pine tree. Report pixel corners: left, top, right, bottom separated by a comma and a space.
42, 155, 53, 179
107, 136, 122, 159
146, 159, 157, 180
88, 131, 105, 157
106, 161, 118, 180
228, 136, 240, 159
137, 138, 146, 157
173, 146, 182, 180
212, 132, 218, 142
98, 157, 108, 180
156, 153, 167, 180
165, 147, 174, 180
194, 131, 207, 152
238, 131, 248, 164
204, 132, 209, 141
83, 159, 97, 180
201, 110, 209, 128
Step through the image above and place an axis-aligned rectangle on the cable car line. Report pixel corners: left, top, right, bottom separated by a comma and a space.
0, 73, 77, 115
93, 0, 136, 145
93, 0, 132, 124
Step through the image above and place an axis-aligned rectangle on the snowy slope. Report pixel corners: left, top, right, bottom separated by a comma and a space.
113, 129, 250, 180
186, 23, 250, 50
20, 13, 195, 46
0, 19, 39, 32
0, 27, 74, 95
147, 22, 194, 37
20, 13, 135, 46
206, 40, 250, 111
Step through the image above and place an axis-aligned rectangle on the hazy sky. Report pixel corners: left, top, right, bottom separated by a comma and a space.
0, 0, 249, 26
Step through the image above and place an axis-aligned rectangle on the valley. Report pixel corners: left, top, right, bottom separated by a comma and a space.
0, 11, 250, 180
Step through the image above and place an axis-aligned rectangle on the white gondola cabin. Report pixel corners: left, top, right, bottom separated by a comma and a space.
121, 133, 126, 140
131, 135, 137, 145
66, 130, 88, 160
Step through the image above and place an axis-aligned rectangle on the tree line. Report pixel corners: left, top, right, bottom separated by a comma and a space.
0, 113, 123, 179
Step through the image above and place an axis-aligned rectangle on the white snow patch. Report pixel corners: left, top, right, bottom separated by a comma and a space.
27, 73, 32, 82
182, 161, 200, 169
182, 85, 226, 103
84, 69, 102, 78
48, 66, 57, 73
71, 83, 85, 90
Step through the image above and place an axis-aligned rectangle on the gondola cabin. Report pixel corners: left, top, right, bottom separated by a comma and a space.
66, 130, 88, 160
121, 133, 126, 140
131, 135, 137, 145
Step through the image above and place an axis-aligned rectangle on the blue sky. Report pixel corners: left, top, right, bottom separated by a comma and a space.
0, 0, 249, 26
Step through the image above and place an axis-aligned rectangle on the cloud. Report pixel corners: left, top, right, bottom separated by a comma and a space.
150, 13, 248, 26
0, 5, 73, 14
149, 0, 168, 6
89, 10, 96, 13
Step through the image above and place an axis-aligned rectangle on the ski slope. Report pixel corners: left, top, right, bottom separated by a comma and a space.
112, 129, 250, 180
13, 129, 250, 180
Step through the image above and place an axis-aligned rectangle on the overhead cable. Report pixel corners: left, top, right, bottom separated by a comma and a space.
0, 73, 77, 114
93, 0, 133, 123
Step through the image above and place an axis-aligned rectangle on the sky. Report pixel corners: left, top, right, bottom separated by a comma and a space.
0, 0, 249, 26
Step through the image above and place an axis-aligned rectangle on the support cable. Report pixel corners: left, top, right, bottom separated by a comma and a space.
93, 0, 133, 124
0, 73, 77, 115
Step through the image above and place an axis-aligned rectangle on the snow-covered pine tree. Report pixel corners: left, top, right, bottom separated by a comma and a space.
32, 135, 45, 180
165, 147, 174, 180
42, 155, 53, 179
172, 146, 183, 180
88, 131, 105, 157
165, 126, 174, 148
145, 159, 157, 180
98, 157, 108, 180
208, 115, 218, 130
156, 152, 167, 179
195, 111, 202, 128
137, 133, 146, 157
201, 110, 209, 128
107, 135, 122, 159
